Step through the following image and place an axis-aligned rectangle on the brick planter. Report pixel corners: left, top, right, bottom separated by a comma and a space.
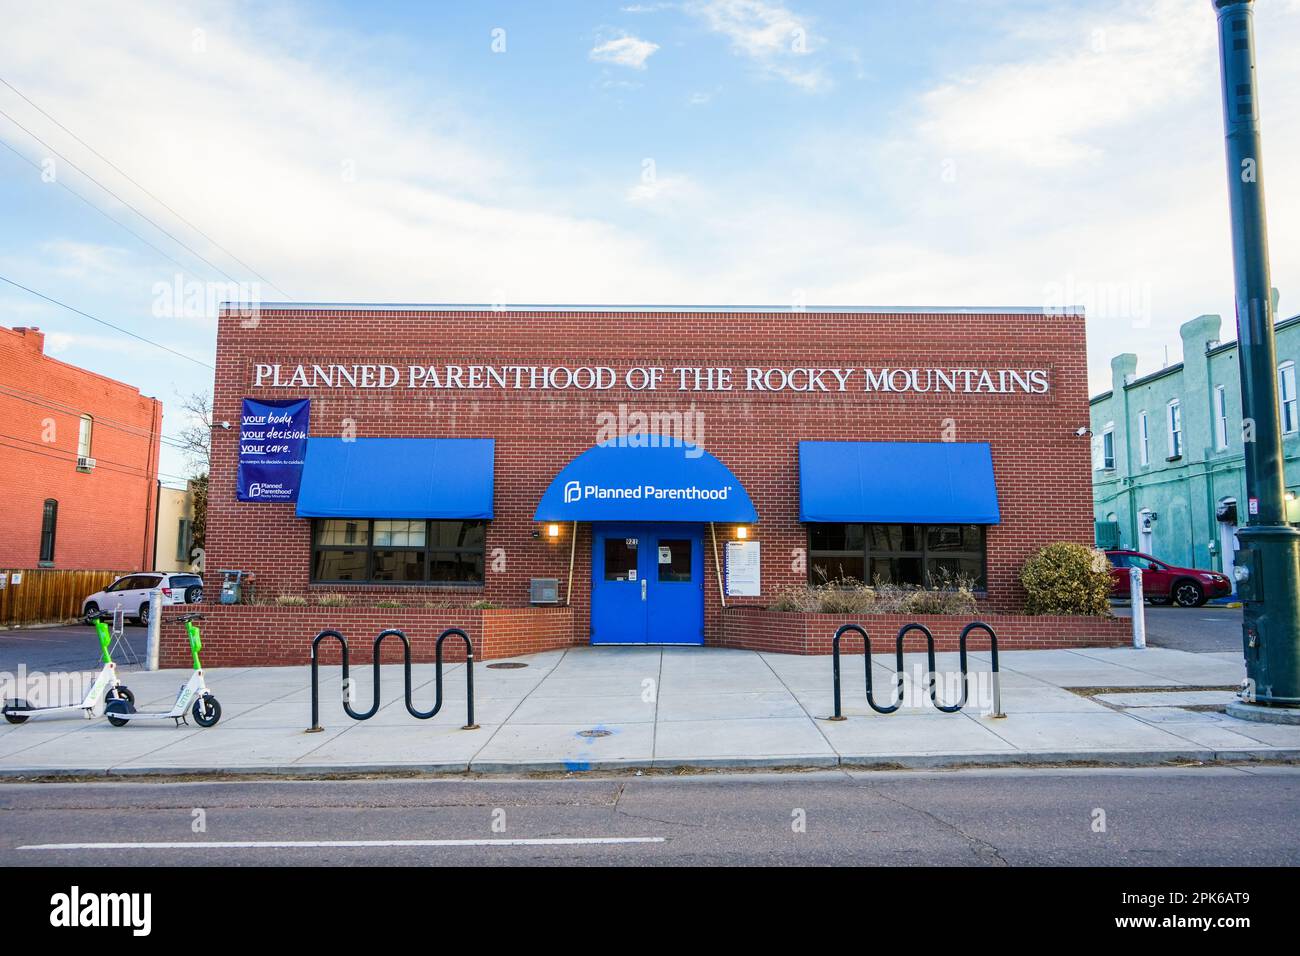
718, 606, 1130, 654
159, 604, 576, 668
162, 603, 1127, 667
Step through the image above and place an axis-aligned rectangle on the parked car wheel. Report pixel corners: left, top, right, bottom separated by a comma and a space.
138, 602, 151, 627
185, 585, 203, 604
83, 601, 100, 626
1172, 580, 1206, 608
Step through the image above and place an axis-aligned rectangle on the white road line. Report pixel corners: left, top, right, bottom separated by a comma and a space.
19, 836, 665, 850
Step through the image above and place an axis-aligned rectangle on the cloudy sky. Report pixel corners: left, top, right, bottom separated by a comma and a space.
1, 0, 1298, 483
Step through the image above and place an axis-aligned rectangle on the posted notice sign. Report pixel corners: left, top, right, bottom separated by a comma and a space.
237, 398, 310, 502
725, 540, 761, 597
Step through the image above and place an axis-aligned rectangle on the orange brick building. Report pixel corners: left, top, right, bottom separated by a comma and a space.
0, 326, 162, 570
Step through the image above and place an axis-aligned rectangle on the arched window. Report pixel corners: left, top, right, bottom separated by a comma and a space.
39, 499, 58, 565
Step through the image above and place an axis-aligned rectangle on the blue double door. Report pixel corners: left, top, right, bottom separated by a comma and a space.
591, 523, 704, 645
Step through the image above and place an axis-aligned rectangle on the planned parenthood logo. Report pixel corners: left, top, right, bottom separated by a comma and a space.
562, 482, 732, 504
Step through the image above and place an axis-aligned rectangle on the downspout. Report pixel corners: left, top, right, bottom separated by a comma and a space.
564, 520, 577, 606
143, 399, 161, 570
152, 478, 162, 571
1120, 383, 1135, 548
710, 522, 727, 609
1205, 358, 1220, 571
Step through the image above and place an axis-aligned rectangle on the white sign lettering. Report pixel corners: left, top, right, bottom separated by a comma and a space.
251, 364, 1051, 395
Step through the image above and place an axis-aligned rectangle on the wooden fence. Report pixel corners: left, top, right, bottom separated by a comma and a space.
0, 569, 127, 626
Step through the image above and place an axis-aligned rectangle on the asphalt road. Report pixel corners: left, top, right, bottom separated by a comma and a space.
1111, 604, 1243, 653
0, 624, 147, 674
2, 766, 1296, 866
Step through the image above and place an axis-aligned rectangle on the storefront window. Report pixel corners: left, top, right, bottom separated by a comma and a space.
808, 523, 987, 589
312, 519, 486, 585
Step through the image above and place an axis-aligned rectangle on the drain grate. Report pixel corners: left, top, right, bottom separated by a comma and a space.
486, 662, 528, 669
577, 729, 612, 738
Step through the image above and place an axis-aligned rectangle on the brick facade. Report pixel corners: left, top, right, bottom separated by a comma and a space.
0, 326, 161, 570
206, 306, 1100, 662
159, 604, 575, 668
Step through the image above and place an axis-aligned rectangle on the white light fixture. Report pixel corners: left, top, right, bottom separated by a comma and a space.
736, 526, 749, 540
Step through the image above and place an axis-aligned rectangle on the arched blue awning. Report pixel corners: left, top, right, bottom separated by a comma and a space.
534, 442, 757, 523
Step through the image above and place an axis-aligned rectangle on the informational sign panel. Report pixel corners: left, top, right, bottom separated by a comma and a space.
725, 540, 761, 597
237, 398, 310, 502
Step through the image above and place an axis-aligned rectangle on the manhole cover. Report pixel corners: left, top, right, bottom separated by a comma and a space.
486, 662, 528, 669
577, 729, 612, 738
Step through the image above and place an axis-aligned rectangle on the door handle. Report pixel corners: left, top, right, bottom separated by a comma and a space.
641, 578, 647, 601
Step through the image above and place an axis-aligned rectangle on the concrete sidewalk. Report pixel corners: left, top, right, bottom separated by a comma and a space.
2, 645, 1297, 776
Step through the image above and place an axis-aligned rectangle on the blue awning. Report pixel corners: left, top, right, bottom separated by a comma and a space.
296, 438, 494, 519
535, 442, 757, 523
798, 441, 1000, 524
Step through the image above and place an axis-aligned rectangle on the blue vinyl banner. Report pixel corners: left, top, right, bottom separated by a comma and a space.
237, 398, 310, 502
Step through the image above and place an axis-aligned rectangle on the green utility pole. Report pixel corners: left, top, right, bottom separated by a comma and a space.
1214, 0, 1300, 709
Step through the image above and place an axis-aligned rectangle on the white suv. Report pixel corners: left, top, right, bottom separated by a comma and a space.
82, 573, 204, 626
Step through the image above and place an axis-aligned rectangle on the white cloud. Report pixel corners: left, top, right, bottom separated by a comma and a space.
590, 34, 660, 70
915, 0, 1212, 168
0, 1, 693, 304
4, 0, 1298, 407
625, 174, 698, 206
39, 240, 129, 280
687, 0, 829, 91
43, 329, 156, 359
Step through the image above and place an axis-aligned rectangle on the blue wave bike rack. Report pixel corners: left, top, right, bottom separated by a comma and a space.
306, 627, 478, 732
829, 621, 1005, 720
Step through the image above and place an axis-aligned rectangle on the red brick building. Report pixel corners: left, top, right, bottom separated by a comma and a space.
0, 326, 162, 570
193, 304, 1128, 667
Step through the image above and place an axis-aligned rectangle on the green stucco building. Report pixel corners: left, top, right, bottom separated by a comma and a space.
1091, 305, 1300, 590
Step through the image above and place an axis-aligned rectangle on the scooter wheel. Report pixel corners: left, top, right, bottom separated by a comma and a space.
106, 686, 136, 707
192, 694, 221, 728
3, 699, 31, 724
105, 697, 135, 727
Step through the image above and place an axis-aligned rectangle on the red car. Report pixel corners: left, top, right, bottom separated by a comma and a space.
1105, 550, 1232, 608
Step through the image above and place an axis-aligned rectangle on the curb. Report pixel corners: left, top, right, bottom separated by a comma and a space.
2, 748, 1297, 780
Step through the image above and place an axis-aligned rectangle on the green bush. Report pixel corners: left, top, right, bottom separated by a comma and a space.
1019, 543, 1114, 616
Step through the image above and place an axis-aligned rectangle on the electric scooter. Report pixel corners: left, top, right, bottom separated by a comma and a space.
2, 613, 135, 724
104, 613, 221, 727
